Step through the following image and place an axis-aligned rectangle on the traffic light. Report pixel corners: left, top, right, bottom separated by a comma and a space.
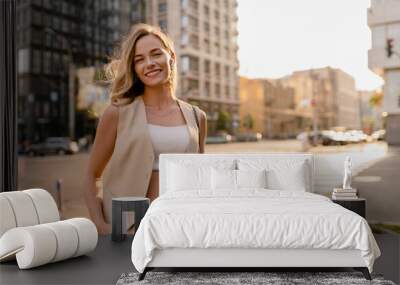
386, 38, 394, 58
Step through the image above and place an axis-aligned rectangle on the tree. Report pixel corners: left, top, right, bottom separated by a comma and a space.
216, 111, 231, 131
369, 91, 383, 108
242, 114, 254, 130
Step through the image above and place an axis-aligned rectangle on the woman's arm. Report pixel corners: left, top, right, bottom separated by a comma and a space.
84, 105, 119, 234
199, 110, 207, 153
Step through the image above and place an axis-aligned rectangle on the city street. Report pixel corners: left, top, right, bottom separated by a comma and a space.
17, 140, 395, 223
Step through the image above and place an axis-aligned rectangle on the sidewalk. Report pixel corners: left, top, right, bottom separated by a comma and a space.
352, 146, 400, 224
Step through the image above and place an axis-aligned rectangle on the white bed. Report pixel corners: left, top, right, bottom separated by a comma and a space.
131, 154, 380, 280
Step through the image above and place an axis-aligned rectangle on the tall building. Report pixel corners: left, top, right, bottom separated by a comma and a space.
143, 0, 240, 134
262, 79, 302, 139
239, 77, 303, 139
282, 67, 361, 130
368, 0, 400, 145
239, 77, 265, 135
16, 0, 137, 144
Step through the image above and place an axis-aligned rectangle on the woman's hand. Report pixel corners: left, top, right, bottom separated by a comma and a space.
97, 222, 112, 235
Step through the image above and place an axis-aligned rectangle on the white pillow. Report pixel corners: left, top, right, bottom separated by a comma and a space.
165, 159, 236, 192
238, 159, 310, 192
211, 169, 268, 190
267, 163, 308, 191
236, 169, 267, 189
211, 168, 237, 190
167, 162, 212, 191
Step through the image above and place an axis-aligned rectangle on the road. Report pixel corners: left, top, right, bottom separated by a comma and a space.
17, 140, 392, 222
352, 147, 400, 224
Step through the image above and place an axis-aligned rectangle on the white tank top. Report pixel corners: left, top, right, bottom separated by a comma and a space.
147, 123, 190, 170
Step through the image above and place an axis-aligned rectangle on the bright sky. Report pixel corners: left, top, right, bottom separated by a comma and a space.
237, 0, 383, 91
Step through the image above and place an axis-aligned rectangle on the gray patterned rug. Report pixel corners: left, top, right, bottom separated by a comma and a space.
116, 271, 395, 285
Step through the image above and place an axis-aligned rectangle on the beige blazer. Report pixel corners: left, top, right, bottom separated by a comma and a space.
101, 96, 200, 223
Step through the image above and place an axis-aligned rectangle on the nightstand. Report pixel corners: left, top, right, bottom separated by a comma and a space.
112, 197, 150, 242
332, 198, 366, 218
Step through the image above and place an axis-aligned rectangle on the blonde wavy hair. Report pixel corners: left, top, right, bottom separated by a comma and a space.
105, 23, 177, 106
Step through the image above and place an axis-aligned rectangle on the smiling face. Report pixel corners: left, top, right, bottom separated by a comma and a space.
133, 34, 175, 88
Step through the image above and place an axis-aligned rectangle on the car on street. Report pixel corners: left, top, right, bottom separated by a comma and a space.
236, 132, 263, 142
306, 129, 368, 146
371, 129, 386, 141
344, 130, 368, 143
25, 137, 79, 156
206, 132, 233, 144
306, 130, 337, 146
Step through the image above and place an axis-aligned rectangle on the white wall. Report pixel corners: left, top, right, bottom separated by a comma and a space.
383, 70, 400, 114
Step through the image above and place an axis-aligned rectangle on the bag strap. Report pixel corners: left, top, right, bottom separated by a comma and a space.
192, 105, 201, 149
192, 105, 199, 128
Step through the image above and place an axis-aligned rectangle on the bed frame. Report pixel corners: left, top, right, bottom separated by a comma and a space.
138, 154, 372, 281
138, 248, 371, 280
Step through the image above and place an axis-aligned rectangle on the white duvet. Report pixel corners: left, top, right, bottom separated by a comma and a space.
131, 190, 380, 273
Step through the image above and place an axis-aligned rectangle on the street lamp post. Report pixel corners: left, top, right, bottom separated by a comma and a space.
310, 71, 319, 146
68, 63, 76, 140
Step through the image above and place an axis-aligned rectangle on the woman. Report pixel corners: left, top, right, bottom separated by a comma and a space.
84, 24, 207, 234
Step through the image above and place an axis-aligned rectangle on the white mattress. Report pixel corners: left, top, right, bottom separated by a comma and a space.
131, 190, 380, 273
